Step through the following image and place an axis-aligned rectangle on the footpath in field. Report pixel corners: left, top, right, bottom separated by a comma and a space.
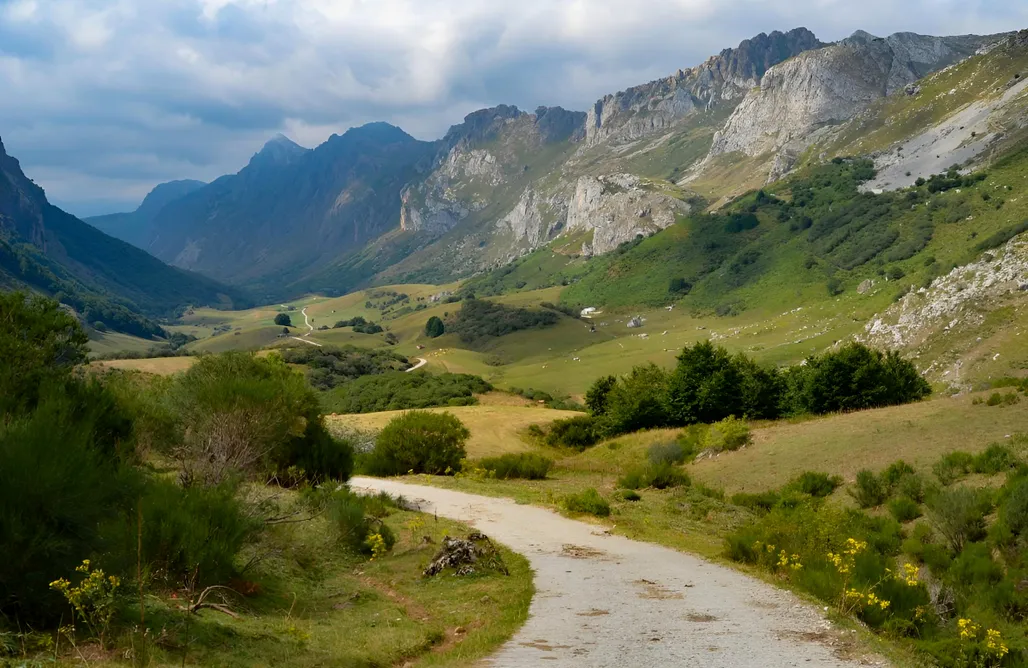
351, 477, 883, 668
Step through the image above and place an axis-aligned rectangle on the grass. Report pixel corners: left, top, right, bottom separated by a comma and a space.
691, 391, 1028, 493
82, 489, 532, 668
91, 357, 197, 375
327, 404, 584, 459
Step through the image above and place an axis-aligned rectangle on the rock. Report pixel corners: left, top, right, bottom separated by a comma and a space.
627, 317, 644, 328
857, 279, 874, 294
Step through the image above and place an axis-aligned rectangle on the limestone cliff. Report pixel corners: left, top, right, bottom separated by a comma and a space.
706, 31, 997, 176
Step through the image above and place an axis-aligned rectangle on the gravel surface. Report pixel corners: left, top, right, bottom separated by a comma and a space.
351, 477, 886, 667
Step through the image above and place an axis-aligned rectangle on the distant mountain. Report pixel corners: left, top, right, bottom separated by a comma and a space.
147, 123, 435, 297
85, 179, 206, 248
0, 137, 247, 337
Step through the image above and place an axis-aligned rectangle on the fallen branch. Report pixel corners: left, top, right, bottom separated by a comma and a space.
424, 532, 509, 577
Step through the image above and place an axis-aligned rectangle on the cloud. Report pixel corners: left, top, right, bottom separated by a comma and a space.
0, 0, 1024, 215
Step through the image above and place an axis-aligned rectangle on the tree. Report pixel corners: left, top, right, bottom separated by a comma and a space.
274, 313, 292, 327
425, 316, 445, 338
668, 278, 692, 295
600, 364, 672, 436
364, 410, 469, 475
585, 375, 617, 416
666, 341, 743, 425
384, 332, 398, 345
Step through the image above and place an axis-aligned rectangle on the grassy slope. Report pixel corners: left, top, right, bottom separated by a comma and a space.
328, 404, 583, 459
128, 496, 532, 668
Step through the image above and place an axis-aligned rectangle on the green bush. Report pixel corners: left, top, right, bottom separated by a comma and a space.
545, 415, 598, 450
424, 316, 445, 338
328, 491, 397, 555
274, 313, 292, 327
926, 486, 993, 552
701, 416, 750, 452
788, 342, 931, 414
363, 411, 469, 476
617, 489, 642, 502
648, 440, 688, 466
170, 352, 347, 485
598, 364, 672, 436
478, 453, 553, 480
972, 444, 1017, 474
881, 460, 915, 488
888, 497, 923, 523
0, 385, 140, 624
985, 391, 1019, 406
448, 298, 558, 347
585, 375, 617, 416
730, 490, 780, 513
998, 477, 1028, 543
133, 479, 260, 588
562, 489, 611, 517
323, 371, 491, 413
851, 469, 889, 508
280, 345, 409, 390
933, 451, 975, 485
791, 471, 843, 497
666, 341, 783, 424
618, 463, 691, 490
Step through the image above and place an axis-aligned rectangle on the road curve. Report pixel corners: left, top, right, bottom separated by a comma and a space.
406, 357, 428, 372
351, 477, 878, 668
301, 306, 314, 335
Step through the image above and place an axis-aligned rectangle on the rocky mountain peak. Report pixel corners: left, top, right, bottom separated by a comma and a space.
442, 105, 526, 148
584, 27, 824, 145
249, 133, 308, 168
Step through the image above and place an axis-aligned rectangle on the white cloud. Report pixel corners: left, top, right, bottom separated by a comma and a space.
0, 0, 1024, 213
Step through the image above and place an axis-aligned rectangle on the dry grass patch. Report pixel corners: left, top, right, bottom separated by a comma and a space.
91, 357, 197, 375
690, 392, 1028, 493
328, 405, 584, 458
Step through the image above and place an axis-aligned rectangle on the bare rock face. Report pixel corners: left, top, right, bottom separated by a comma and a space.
585, 28, 823, 146
708, 31, 995, 165
566, 175, 688, 254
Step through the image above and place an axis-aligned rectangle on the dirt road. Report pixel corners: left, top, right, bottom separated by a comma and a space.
350, 477, 881, 667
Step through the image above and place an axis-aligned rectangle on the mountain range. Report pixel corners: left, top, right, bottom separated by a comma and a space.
4, 25, 1028, 338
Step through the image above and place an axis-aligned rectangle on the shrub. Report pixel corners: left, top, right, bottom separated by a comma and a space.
617, 490, 642, 502
424, 316, 445, 338
562, 488, 611, 516
972, 444, 1017, 474
280, 345, 409, 390
851, 469, 889, 508
730, 490, 780, 513
133, 479, 260, 588
926, 486, 993, 552
599, 364, 672, 436
618, 463, 691, 490
363, 411, 469, 475
170, 352, 345, 485
888, 497, 923, 523
788, 343, 930, 414
998, 477, 1028, 542
933, 451, 975, 485
328, 490, 397, 555
274, 313, 292, 327
448, 298, 559, 347
648, 440, 688, 466
478, 453, 553, 480
585, 375, 617, 416
881, 460, 916, 488
701, 416, 750, 452
791, 471, 843, 498
545, 415, 598, 450
323, 371, 491, 414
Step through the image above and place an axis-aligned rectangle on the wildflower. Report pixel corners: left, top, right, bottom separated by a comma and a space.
899, 563, 919, 587
985, 629, 1009, 658
958, 618, 980, 641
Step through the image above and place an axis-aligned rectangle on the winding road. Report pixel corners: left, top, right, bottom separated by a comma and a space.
351, 478, 879, 668
406, 357, 428, 372
290, 306, 323, 347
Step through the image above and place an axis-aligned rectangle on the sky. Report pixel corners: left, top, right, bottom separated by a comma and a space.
1, 0, 1025, 217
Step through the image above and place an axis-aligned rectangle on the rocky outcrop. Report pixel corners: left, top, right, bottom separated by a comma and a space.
497, 188, 546, 246
707, 31, 996, 166
585, 28, 823, 145
863, 236, 1028, 351
566, 175, 689, 254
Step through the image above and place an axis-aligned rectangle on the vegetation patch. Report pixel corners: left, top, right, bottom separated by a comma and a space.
447, 297, 560, 348
323, 370, 492, 414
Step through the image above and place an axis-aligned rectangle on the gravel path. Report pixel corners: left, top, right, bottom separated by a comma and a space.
351, 477, 883, 668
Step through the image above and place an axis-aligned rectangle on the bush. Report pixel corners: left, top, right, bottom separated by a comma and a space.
562, 489, 611, 516
363, 411, 469, 475
788, 343, 930, 414
618, 463, 691, 490
545, 415, 598, 450
323, 371, 491, 414
585, 375, 617, 416
274, 313, 292, 327
328, 490, 397, 555
599, 364, 672, 436
648, 440, 688, 466
478, 453, 553, 480
133, 479, 260, 588
730, 490, 780, 513
448, 298, 559, 347
933, 451, 975, 485
617, 489, 642, 502
280, 345, 409, 390
851, 469, 889, 508
998, 477, 1028, 542
701, 416, 750, 452
791, 471, 843, 497
170, 352, 346, 485
666, 341, 781, 425
888, 497, 923, 523
926, 486, 993, 552
972, 444, 1017, 474
424, 316, 445, 338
